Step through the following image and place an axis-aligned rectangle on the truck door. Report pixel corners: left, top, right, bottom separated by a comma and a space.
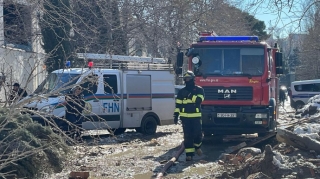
81, 74, 100, 118
100, 73, 121, 129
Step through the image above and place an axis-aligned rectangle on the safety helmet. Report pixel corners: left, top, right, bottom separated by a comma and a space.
183, 71, 195, 81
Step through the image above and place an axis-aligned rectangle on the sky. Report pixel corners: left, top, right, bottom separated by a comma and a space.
233, 0, 307, 38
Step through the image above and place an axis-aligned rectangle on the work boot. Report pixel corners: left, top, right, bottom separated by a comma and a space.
186, 156, 193, 161
196, 148, 203, 156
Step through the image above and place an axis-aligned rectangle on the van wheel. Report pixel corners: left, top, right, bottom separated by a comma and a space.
295, 101, 305, 110
108, 128, 126, 135
138, 116, 157, 135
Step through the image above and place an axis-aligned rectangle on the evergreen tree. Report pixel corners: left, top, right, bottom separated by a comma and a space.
72, 1, 127, 55
40, 0, 73, 73
243, 12, 270, 40
110, 0, 127, 55
72, 1, 110, 54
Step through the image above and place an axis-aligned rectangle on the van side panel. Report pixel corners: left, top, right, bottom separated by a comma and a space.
122, 74, 152, 127
122, 70, 175, 128
126, 75, 152, 110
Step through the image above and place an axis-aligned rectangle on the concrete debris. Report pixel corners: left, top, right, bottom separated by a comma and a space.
246, 172, 272, 179
217, 143, 320, 179
69, 171, 89, 179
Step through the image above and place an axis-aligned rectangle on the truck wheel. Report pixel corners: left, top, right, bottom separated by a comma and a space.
108, 128, 126, 135
138, 116, 157, 135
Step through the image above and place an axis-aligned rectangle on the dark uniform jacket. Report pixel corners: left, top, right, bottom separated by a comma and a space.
65, 93, 86, 116
9, 88, 28, 101
175, 85, 205, 118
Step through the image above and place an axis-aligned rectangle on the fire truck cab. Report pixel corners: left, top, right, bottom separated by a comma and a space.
176, 34, 283, 137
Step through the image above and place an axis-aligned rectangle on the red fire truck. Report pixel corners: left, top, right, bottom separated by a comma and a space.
176, 33, 283, 137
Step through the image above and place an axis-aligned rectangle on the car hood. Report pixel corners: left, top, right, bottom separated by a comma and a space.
22, 95, 65, 109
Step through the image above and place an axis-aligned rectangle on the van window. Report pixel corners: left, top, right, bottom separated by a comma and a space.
294, 84, 319, 92
81, 74, 98, 96
313, 83, 320, 92
103, 75, 118, 94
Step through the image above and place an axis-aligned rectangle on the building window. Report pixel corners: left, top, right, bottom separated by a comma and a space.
3, 2, 32, 51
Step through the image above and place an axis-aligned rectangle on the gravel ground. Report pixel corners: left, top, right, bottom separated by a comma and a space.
47, 100, 301, 179
47, 124, 228, 179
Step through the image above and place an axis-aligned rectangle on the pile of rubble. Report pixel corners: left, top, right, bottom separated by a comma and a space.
217, 144, 320, 178
216, 110, 320, 179
297, 95, 320, 117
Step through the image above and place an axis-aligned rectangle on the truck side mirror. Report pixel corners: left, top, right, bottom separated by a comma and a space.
176, 52, 184, 68
186, 48, 194, 57
275, 52, 283, 67
175, 68, 182, 75
276, 68, 283, 75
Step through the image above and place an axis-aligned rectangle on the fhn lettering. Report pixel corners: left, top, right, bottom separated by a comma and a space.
103, 102, 120, 113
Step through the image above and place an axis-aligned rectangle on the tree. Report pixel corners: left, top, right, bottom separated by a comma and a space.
243, 12, 270, 40
110, 0, 127, 55
71, 1, 110, 54
295, 2, 320, 80
40, 0, 74, 73
288, 47, 300, 73
0, 108, 69, 178
71, 0, 127, 55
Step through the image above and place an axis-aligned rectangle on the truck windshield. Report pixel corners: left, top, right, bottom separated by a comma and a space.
33, 73, 81, 95
193, 47, 265, 76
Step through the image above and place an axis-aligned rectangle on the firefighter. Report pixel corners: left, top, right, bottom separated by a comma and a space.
279, 88, 286, 106
174, 71, 205, 161
64, 85, 86, 140
9, 83, 28, 104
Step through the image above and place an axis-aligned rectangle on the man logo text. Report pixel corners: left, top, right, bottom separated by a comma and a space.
218, 89, 237, 93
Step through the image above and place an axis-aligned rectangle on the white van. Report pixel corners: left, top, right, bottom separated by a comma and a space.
174, 85, 184, 98
21, 54, 176, 135
290, 79, 320, 110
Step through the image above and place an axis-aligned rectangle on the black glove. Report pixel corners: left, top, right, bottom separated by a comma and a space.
174, 112, 179, 125
174, 115, 178, 125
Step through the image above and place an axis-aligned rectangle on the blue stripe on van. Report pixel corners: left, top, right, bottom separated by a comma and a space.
292, 94, 319, 98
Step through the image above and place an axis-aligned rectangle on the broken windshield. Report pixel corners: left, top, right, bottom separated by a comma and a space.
33, 73, 81, 95
192, 47, 265, 77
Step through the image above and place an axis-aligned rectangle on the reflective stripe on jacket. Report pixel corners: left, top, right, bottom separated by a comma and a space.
175, 85, 204, 118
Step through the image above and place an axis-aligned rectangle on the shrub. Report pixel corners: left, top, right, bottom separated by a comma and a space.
0, 108, 71, 179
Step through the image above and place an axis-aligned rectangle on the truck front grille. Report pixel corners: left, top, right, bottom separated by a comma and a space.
203, 86, 253, 100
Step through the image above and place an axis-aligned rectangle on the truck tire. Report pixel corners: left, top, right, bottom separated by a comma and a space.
259, 99, 276, 137
137, 115, 157, 135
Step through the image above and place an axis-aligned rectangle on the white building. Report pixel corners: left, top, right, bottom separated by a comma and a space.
0, 0, 46, 102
